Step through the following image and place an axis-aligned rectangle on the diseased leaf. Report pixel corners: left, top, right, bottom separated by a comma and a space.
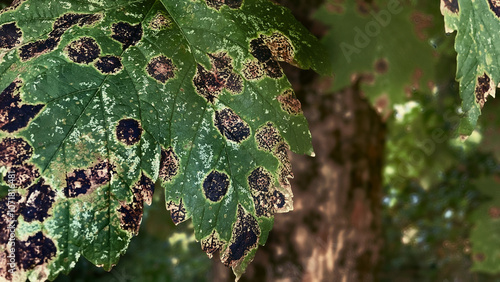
316, 0, 438, 117
0, 0, 330, 280
441, 0, 500, 135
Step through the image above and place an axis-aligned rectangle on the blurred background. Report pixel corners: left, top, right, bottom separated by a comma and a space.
3, 0, 500, 281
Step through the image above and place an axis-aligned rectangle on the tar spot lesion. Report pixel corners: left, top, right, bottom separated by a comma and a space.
488, 0, 500, 18
201, 230, 225, 258
16, 231, 57, 271
247, 166, 288, 217
255, 122, 283, 152
277, 89, 303, 115
118, 173, 155, 234
149, 12, 171, 30
193, 52, 243, 103
3, 164, 40, 189
206, 0, 243, 10
19, 13, 102, 61
203, 170, 230, 202
214, 108, 250, 143
374, 58, 389, 74
248, 167, 272, 193
0, 137, 33, 166
94, 55, 123, 74
442, 0, 459, 14
0, 22, 22, 50
0, 79, 44, 133
159, 147, 180, 182
166, 198, 187, 225
221, 205, 260, 266
21, 179, 56, 222
65, 37, 101, 64
245, 32, 295, 79
116, 118, 143, 145
64, 160, 115, 198
146, 55, 177, 84
111, 22, 143, 50
475, 73, 494, 109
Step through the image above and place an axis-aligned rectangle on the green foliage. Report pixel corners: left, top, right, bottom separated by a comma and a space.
441, 0, 500, 136
316, 0, 438, 117
0, 0, 329, 280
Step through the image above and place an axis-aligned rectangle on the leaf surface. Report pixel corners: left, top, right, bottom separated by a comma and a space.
0, 0, 329, 280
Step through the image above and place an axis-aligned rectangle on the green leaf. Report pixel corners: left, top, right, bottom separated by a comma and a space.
315, 0, 438, 117
0, 0, 329, 280
441, 0, 500, 136
470, 176, 500, 273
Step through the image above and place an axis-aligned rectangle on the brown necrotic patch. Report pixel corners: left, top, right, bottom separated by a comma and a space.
488, 0, 500, 18
0, 79, 44, 133
248, 167, 272, 193
272, 190, 286, 209
252, 192, 272, 217
94, 55, 123, 74
0, 22, 22, 50
166, 198, 187, 225
443, 0, 459, 14
374, 58, 389, 74
247, 32, 294, 79
159, 147, 179, 182
214, 108, 250, 143
277, 89, 303, 115
201, 230, 224, 258
19, 13, 102, 61
64, 160, 115, 198
146, 55, 177, 84
118, 173, 155, 234
475, 73, 494, 109
0, 137, 33, 166
65, 37, 100, 64
263, 33, 294, 63
20, 179, 56, 222
242, 60, 264, 80
193, 52, 243, 103
255, 122, 283, 152
203, 170, 230, 202
111, 22, 143, 50
16, 232, 56, 271
206, 0, 243, 10
116, 118, 142, 145
221, 205, 261, 266
3, 164, 40, 189
149, 12, 171, 30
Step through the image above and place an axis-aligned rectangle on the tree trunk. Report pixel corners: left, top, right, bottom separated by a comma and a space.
212, 0, 386, 280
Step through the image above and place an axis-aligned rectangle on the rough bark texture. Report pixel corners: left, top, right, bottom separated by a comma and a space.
212, 0, 386, 280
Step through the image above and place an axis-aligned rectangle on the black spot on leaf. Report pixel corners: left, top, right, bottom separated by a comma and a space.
206, 0, 243, 10
0, 22, 22, 50
193, 52, 243, 103
65, 37, 100, 64
16, 232, 57, 270
374, 58, 389, 74
214, 108, 250, 143
248, 32, 294, 79
21, 179, 56, 222
443, 0, 459, 14
201, 230, 224, 258
118, 173, 154, 234
64, 160, 115, 198
277, 89, 303, 115
111, 22, 143, 50
248, 167, 272, 193
264, 32, 294, 63
0, 79, 44, 133
488, 0, 500, 18
19, 13, 101, 61
116, 118, 142, 145
250, 38, 273, 63
242, 60, 264, 80
146, 55, 176, 83
475, 73, 492, 109
222, 205, 260, 266
3, 164, 40, 188
255, 122, 283, 152
273, 190, 285, 209
0, 137, 33, 166
253, 192, 272, 217
166, 198, 187, 225
159, 147, 179, 182
203, 170, 230, 202
94, 55, 123, 74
